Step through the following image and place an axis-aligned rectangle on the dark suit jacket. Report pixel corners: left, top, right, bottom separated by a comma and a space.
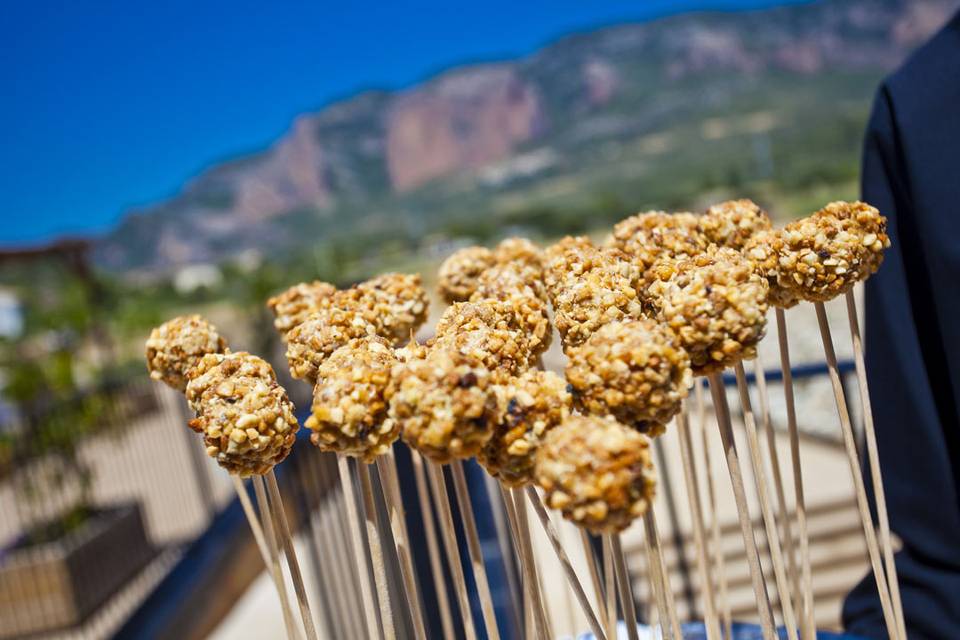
843, 11, 960, 640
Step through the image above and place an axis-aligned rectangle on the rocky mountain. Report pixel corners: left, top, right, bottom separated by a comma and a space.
97, 0, 959, 272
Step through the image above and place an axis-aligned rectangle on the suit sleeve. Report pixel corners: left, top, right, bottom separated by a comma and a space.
843, 85, 960, 639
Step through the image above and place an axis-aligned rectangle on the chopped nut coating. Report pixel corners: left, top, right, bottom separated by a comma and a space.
284, 303, 377, 385
186, 352, 298, 476
471, 266, 552, 358
646, 247, 768, 374
777, 201, 889, 301
433, 301, 533, 376
305, 336, 399, 462
145, 315, 228, 392
437, 246, 496, 303
699, 199, 772, 250
543, 237, 643, 351
566, 318, 692, 433
607, 211, 709, 281
395, 338, 429, 363
354, 273, 430, 346
478, 370, 571, 487
543, 235, 595, 292
494, 236, 542, 267
493, 237, 545, 291
267, 281, 337, 336
743, 229, 801, 308
388, 347, 501, 464
284, 273, 428, 384
534, 415, 655, 533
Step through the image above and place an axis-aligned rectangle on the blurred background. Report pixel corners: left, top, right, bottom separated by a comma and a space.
2, 0, 958, 638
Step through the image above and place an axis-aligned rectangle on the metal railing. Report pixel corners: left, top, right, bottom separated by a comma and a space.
0, 379, 233, 639
0, 357, 862, 639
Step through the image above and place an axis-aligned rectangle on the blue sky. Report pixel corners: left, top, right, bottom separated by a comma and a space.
0, 0, 809, 246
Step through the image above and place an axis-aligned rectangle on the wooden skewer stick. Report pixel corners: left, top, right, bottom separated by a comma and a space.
236, 475, 298, 637
409, 451, 456, 640
356, 463, 397, 640
845, 290, 908, 640
608, 533, 640, 640
524, 589, 534, 640
502, 485, 550, 640
514, 489, 560, 638
602, 535, 618, 640
734, 363, 800, 640
640, 521, 665, 638
814, 301, 899, 636
697, 382, 732, 639
425, 461, 479, 640
309, 454, 361, 640
752, 354, 803, 621
776, 308, 816, 640
675, 404, 721, 640
319, 488, 361, 640
315, 500, 345, 637
232, 476, 273, 568
500, 485, 536, 640
483, 474, 523, 635
325, 457, 371, 640
516, 486, 558, 639
265, 471, 321, 640
251, 475, 300, 640
511, 486, 553, 640
554, 515, 581, 636
579, 528, 612, 633
336, 455, 383, 640
449, 460, 502, 640
375, 453, 429, 640
500, 490, 531, 638
524, 486, 609, 640
706, 371, 778, 640
644, 509, 682, 640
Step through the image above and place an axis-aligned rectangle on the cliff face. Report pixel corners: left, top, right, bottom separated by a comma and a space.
97, 0, 959, 272
232, 116, 332, 220
386, 66, 544, 192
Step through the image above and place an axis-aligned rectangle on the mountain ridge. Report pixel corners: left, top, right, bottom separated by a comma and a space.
97, 0, 959, 272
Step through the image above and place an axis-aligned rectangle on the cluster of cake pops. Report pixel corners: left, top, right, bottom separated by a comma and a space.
143, 196, 891, 640
154, 197, 885, 537
426, 199, 887, 535
146, 315, 299, 476
266, 273, 430, 462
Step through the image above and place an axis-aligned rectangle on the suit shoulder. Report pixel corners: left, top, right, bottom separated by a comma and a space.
885, 12, 960, 107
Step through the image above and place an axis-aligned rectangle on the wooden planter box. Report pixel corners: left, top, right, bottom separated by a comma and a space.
0, 503, 155, 638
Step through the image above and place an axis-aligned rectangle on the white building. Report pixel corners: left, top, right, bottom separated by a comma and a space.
0, 289, 23, 339
173, 264, 223, 294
